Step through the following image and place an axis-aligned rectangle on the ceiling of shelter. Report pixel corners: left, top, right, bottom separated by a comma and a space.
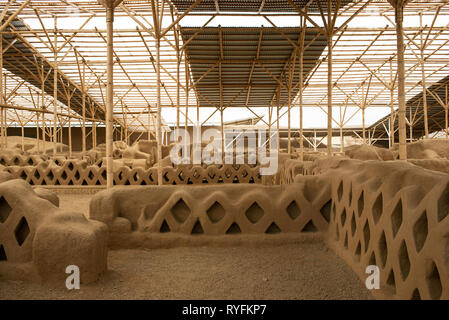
2, 17, 106, 121
170, 0, 355, 12
182, 27, 327, 111
0, 0, 448, 140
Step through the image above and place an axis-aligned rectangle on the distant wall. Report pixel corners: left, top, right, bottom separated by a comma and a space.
5, 126, 145, 151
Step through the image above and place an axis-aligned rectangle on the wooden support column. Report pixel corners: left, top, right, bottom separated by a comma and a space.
276, 88, 280, 155
389, 0, 407, 159
53, 16, 58, 156
389, 58, 395, 147
299, 16, 305, 161
151, 0, 163, 185
0, 32, 3, 148
82, 62, 86, 153
420, 13, 429, 139
105, 0, 116, 188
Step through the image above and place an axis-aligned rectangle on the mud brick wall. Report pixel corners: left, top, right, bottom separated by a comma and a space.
3, 159, 262, 186
322, 159, 449, 300
0, 177, 108, 283
89, 180, 332, 240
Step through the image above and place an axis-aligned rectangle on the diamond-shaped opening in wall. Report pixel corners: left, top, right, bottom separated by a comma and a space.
398, 240, 411, 281
349, 183, 353, 206
0, 196, 12, 223
287, 200, 301, 220
379, 231, 388, 268
15, 217, 30, 246
413, 210, 428, 253
265, 222, 281, 234
391, 198, 403, 238
411, 288, 421, 300
0, 245, 7, 261
337, 180, 343, 202
427, 261, 442, 300
160, 220, 171, 233
351, 213, 356, 236
354, 241, 361, 260
226, 222, 241, 234
372, 193, 383, 224
171, 198, 191, 223
191, 219, 204, 235
387, 269, 396, 294
206, 201, 225, 223
301, 220, 317, 233
320, 200, 331, 223
245, 202, 264, 224
363, 221, 370, 253
358, 191, 364, 217
343, 232, 348, 248
340, 208, 347, 226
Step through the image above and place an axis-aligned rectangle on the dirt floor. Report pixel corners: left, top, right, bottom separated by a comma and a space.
0, 242, 372, 300
0, 189, 373, 300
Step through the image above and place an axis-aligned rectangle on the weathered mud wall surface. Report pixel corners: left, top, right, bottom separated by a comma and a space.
3, 160, 261, 186
316, 158, 449, 300
89, 180, 332, 246
90, 157, 449, 299
0, 174, 108, 283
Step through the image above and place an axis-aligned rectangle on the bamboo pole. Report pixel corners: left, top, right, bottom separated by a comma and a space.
0, 32, 3, 148
389, 58, 395, 147
106, 0, 115, 188
82, 62, 86, 153
393, 0, 407, 159
326, 0, 333, 156
299, 16, 305, 161
420, 13, 429, 139
53, 16, 58, 156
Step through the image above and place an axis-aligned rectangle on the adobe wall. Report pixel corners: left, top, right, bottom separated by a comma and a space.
89, 179, 332, 248
89, 157, 449, 299
0, 174, 108, 283
315, 158, 449, 300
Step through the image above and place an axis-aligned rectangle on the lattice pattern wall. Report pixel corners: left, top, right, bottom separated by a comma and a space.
0, 178, 108, 283
3, 160, 261, 185
324, 159, 449, 300
89, 181, 332, 237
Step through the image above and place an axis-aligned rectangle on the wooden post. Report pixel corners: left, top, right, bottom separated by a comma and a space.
327, 7, 333, 156
82, 62, 86, 153
276, 88, 280, 155
106, 0, 115, 188
389, 58, 395, 147
53, 16, 58, 156
299, 16, 305, 161
151, 0, 163, 185
409, 106, 413, 142
419, 13, 429, 139
0, 32, 3, 148
389, 0, 407, 159
68, 116, 72, 157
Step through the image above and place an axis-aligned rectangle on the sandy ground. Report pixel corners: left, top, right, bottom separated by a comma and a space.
0, 243, 373, 300
0, 189, 373, 300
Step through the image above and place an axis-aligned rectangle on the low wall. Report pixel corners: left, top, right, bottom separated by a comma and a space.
89, 157, 449, 299
89, 180, 332, 246
0, 175, 108, 283
3, 160, 262, 186
318, 159, 449, 300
